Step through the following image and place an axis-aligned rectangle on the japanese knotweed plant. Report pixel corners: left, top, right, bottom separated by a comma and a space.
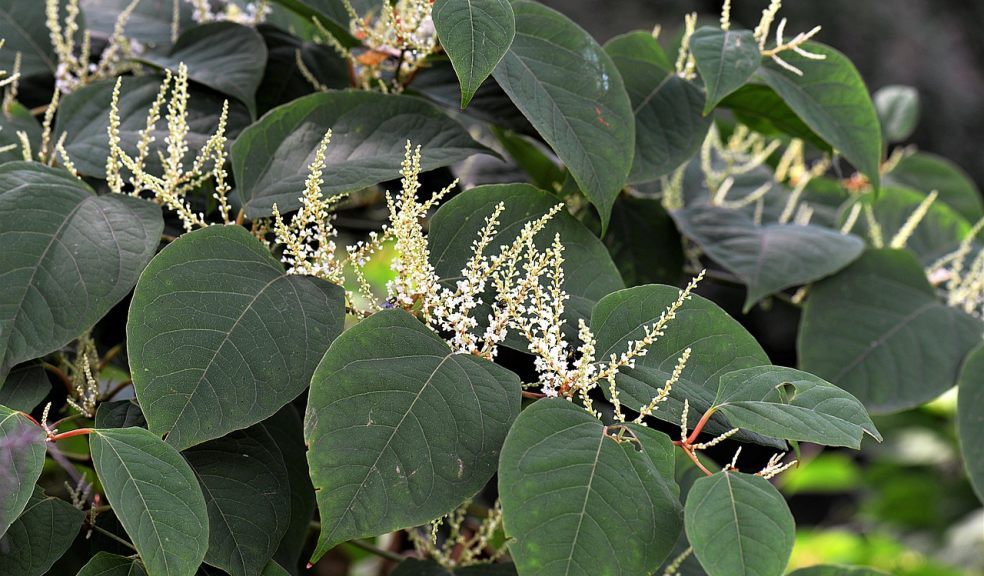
0, 1, 980, 576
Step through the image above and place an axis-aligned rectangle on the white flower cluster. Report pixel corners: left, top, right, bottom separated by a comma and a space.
186, 0, 271, 27
753, 0, 826, 76
928, 216, 984, 319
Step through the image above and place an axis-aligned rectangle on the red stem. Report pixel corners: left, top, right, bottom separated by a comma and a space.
49, 428, 94, 442
686, 407, 717, 445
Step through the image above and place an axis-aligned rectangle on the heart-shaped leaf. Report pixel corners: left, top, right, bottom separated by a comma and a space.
673, 205, 865, 312
798, 249, 982, 413
185, 423, 290, 576
883, 151, 983, 222
142, 22, 267, 117
605, 31, 711, 184
957, 343, 984, 503
56, 75, 251, 178
77, 552, 149, 576
0, 487, 84, 576
499, 399, 681, 576
713, 366, 881, 449
428, 183, 624, 349
0, 406, 45, 538
0, 162, 163, 376
757, 42, 882, 188
0, 364, 50, 412
685, 472, 794, 576
492, 1, 634, 228
432, 0, 515, 109
591, 285, 782, 448
127, 225, 345, 451
231, 90, 488, 218
90, 427, 209, 576
305, 309, 521, 561
690, 27, 760, 114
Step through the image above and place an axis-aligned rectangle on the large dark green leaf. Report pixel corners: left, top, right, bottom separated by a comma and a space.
56, 75, 251, 178
265, 0, 362, 48
0, 405, 45, 538
873, 85, 919, 144
95, 399, 146, 429
848, 187, 972, 264
432, 0, 515, 109
604, 195, 683, 286
685, 472, 794, 576
590, 285, 781, 448
231, 90, 488, 218
605, 31, 709, 184
673, 205, 865, 312
0, 364, 50, 412
690, 27, 760, 114
185, 423, 290, 576
305, 309, 521, 562
267, 406, 315, 575
255, 24, 349, 116
391, 559, 517, 575
77, 552, 149, 576
0, 0, 55, 77
0, 162, 163, 376
428, 183, 624, 348
757, 42, 882, 188
80, 0, 194, 50
499, 399, 681, 576
957, 343, 984, 503
142, 22, 267, 117
128, 225, 345, 451
883, 152, 983, 222
90, 427, 209, 576
492, 1, 634, 227
0, 102, 41, 165
0, 487, 84, 576
713, 366, 881, 449
798, 249, 982, 413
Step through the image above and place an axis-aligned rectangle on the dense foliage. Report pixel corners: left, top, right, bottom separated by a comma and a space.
0, 1, 981, 575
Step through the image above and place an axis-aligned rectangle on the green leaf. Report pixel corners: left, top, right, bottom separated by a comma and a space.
391, 558, 518, 575
798, 249, 982, 413
305, 309, 521, 561
432, 0, 515, 109
56, 75, 251, 178
127, 225, 345, 451
957, 343, 984, 503
90, 427, 209, 576
95, 399, 146, 430
77, 552, 149, 576
604, 196, 684, 286
267, 406, 315, 575
690, 27, 760, 114
0, 102, 41, 165
489, 127, 564, 191
883, 152, 983, 222
605, 31, 709, 183
261, 561, 292, 576
874, 85, 919, 144
142, 22, 267, 117
0, 405, 45, 538
712, 366, 881, 449
788, 567, 889, 576
757, 42, 882, 188
0, 0, 55, 77
492, 1, 634, 228
719, 84, 827, 151
185, 423, 290, 576
499, 399, 681, 576
0, 364, 50, 412
81, 0, 194, 50
847, 186, 972, 264
673, 205, 864, 312
255, 24, 349, 116
685, 472, 794, 576
428, 183, 624, 349
231, 90, 488, 218
0, 162, 163, 376
0, 487, 84, 576
265, 0, 361, 48
590, 285, 782, 448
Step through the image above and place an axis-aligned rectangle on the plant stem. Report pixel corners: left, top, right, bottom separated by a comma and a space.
89, 523, 138, 552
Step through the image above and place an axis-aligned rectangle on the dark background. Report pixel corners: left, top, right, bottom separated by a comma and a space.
541, 0, 984, 188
